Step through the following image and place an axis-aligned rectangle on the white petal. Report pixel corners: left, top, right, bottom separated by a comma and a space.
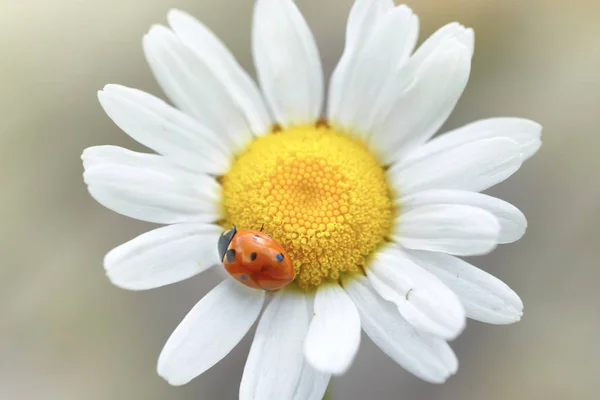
292, 362, 331, 400
388, 137, 522, 195
368, 39, 472, 165
158, 279, 265, 385
367, 246, 465, 339
392, 205, 501, 256
369, 23, 474, 126
304, 283, 361, 375
344, 275, 458, 383
167, 9, 272, 135
408, 250, 524, 324
400, 190, 527, 244
143, 25, 253, 154
409, 22, 474, 65
252, 0, 324, 127
240, 290, 310, 400
104, 223, 223, 290
407, 118, 542, 163
98, 84, 232, 175
328, 0, 394, 123
82, 146, 221, 224
82, 144, 185, 175
329, 5, 419, 138
344, 0, 395, 54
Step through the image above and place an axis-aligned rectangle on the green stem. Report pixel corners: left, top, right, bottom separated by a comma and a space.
322, 381, 332, 400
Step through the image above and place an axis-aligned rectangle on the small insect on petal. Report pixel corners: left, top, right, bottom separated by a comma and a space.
218, 226, 295, 290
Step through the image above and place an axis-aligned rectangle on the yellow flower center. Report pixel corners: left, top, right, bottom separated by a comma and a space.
221, 124, 394, 289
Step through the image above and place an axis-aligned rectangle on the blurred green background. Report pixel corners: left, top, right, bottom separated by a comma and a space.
1, 0, 599, 399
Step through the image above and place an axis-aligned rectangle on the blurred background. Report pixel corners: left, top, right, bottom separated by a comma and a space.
1, 0, 599, 399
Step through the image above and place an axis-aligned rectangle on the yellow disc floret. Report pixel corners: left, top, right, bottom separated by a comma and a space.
221, 125, 394, 289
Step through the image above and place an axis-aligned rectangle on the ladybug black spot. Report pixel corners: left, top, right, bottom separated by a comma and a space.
250, 252, 257, 261
275, 253, 284, 262
226, 249, 236, 263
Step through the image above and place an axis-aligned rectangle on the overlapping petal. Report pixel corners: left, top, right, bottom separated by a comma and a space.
98, 84, 232, 175
329, 4, 419, 138
388, 137, 523, 195
252, 0, 323, 127
304, 283, 361, 375
408, 250, 524, 324
367, 40, 471, 165
292, 361, 331, 400
344, 275, 458, 383
82, 146, 221, 224
167, 9, 272, 135
143, 25, 255, 153
367, 246, 466, 339
392, 204, 501, 256
407, 118, 542, 163
158, 279, 265, 385
400, 190, 527, 244
240, 290, 313, 399
328, 0, 394, 124
105, 223, 223, 290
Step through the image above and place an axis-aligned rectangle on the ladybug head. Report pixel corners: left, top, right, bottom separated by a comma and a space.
218, 225, 237, 261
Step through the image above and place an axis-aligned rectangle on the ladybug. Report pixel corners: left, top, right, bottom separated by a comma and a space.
218, 225, 295, 290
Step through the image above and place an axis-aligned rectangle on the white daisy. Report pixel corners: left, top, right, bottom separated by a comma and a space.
82, 0, 542, 398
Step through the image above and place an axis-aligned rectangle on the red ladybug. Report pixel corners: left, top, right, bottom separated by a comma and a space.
218, 226, 295, 290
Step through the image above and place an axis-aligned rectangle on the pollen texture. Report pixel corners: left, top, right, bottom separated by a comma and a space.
221, 125, 394, 289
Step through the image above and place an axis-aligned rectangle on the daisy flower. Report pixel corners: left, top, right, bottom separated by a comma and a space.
82, 0, 541, 398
